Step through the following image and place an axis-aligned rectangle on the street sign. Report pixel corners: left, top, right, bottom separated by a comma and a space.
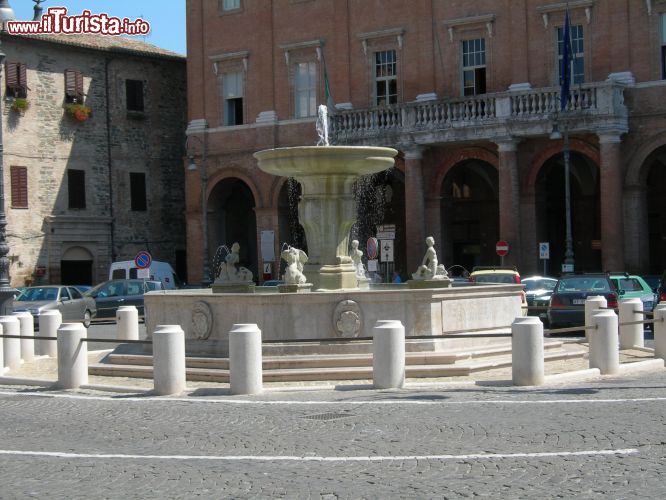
376, 231, 395, 240
367, 259, 378, 272
366, 237, 378, 260
377, 224, 396, 232
495, 240, 509, 257
134, 250, 152, 269
539, 242, 550, 260
562, 263, 574, 273
380, 240, 394, 262
137, 267, 150, 279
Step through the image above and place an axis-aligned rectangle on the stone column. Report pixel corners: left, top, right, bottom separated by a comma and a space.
497, 139, 521, 267
424, 197, 442, 263
598, 132, 625, 271
404, 147, 426, 274
623, 185, 649, 272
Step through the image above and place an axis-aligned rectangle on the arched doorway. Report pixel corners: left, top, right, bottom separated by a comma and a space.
535, 151, 600, 274
441, 160, 499, 272
645, 146, 666, 272
207, 178, 258, 279
61, 246, 94, 285
277, 179, 307, 252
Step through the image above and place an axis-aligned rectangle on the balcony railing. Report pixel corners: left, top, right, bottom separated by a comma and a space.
330, 81, 626, 144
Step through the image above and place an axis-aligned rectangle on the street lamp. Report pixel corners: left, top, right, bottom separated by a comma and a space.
186, 135, 212, 287
0, 4, 16, 314
550, 120, 575, 273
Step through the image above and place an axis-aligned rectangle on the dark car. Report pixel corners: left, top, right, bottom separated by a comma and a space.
547, 274, 619, 329
522, 276, 558, 323
87, 279, 164, 321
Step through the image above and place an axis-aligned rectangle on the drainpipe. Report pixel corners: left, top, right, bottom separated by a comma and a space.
105, 57, 116, 262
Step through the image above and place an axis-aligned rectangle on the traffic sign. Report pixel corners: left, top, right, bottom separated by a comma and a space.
134, 250, 152, 269
380, 240, 394, 262
366, 237, 378, 260
539, 242, 550, 260
496, 240, 509, 257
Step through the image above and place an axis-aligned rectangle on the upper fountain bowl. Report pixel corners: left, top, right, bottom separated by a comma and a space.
254, 146, 398, 178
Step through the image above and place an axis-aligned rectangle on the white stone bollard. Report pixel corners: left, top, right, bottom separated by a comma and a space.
116, 306, 139, 341
152, 325, 186, 396
654, 305, 666, 361
585, 296, 607, 342
590, 310, 620, 375
229, 323, 263, 395
372, 320, 405, 389
619, 298, 644, 349
39, 310, 62, 357
0, 316, 21, 371
13, 311, 35, 363
56, 323, 88, 389
512, 316, 544, 386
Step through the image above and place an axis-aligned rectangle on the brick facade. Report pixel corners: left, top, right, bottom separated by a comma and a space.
2, 34, 187, 286
186, 0, 666, 281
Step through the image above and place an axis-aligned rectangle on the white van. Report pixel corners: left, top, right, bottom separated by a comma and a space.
109, 260, 180, 290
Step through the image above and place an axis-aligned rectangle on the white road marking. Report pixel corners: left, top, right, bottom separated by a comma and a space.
1, 390, 666, 406
0, 448, 639, 462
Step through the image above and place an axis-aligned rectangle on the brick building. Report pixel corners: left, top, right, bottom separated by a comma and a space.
2, 32, 187, 286
186, 0, 666, 282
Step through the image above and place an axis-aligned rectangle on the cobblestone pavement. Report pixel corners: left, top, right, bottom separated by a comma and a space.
1, 368, 666, 498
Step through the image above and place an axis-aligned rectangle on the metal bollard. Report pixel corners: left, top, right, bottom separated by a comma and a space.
13, 311, 35, 363
39, 310, 62, 357
590, 310, 620, 375
512, 316, 544, 386
654, 304, 666, 361
116, 306, 139, 341
57, 323, 88, 389
0, 316, 21, 371
372, 320, 405, 389
229, 323, 263, 395
619, 298, 643, 349
585, 296, 607, 342
152, 325, 186, 396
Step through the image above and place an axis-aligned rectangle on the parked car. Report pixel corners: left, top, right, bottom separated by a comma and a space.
522, 276, 558, 323
548, 273, 618, 330
469, 266, 526, 314
659, 273, 666, 304
13, 285, 97, 328
608, 273, 655, 312
86, 279, 164, 321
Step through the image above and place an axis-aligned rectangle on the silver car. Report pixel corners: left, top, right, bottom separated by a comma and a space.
13, 285, 97, 328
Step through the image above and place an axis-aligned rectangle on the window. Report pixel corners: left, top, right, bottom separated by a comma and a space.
662, 13, 666, 79
5, 62, 28, 98
374, 50, 397, 106
462, 38, 486, 96
130, 172, 147, 211
221, 71, 244, 125
558, 24, 584, 84
68, 169, 86, 209
64, 69, 84, 103
126, 79, 144, 112
294, 61, 317, 118
221, 0, 240, 11
10, 166, 28, 208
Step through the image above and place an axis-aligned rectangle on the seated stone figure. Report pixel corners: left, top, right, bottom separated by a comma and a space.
349, 239, 366, 278
216, 242, 253, 283
412, 236, 448, 280
281, 246, 308, 285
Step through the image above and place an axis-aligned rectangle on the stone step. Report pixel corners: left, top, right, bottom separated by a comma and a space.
89, 345, 585, 383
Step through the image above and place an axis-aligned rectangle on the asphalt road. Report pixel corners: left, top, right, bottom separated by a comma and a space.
1, 368, 665, 498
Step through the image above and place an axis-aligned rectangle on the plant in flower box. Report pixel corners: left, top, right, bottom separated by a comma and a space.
66, 103, 92, 122
11, 97, 29, 113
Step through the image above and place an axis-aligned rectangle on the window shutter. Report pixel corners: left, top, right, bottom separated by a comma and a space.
75, 71, 83, 96
10, 166, 28, 208
65, 69, 76, 96
5, 62, 17, 89
18, 63, 27, 88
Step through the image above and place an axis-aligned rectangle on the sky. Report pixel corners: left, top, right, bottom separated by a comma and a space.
11, 0, 186, 54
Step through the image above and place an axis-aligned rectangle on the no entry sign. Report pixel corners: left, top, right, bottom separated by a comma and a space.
134, 250, 152, 269
495, 240, 509, 257
366, 237, 378, 260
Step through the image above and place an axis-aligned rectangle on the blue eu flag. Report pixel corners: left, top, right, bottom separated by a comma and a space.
560, 10, 573, 111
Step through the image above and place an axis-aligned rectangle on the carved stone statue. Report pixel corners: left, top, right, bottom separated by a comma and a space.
216, 242, 253, 283
412, 236, 448, 280
281, 246, 309, 285
315, 104, 329, 146
349, 239, 366, 278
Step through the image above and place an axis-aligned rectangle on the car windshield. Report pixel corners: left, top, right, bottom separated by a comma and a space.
556, 277, 611, 293
16, 287, 59, 301
474, 274, 516, 284
523, 279, 556, 292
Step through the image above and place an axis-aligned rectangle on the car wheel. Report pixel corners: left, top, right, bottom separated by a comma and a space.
83, 310, 92, 328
